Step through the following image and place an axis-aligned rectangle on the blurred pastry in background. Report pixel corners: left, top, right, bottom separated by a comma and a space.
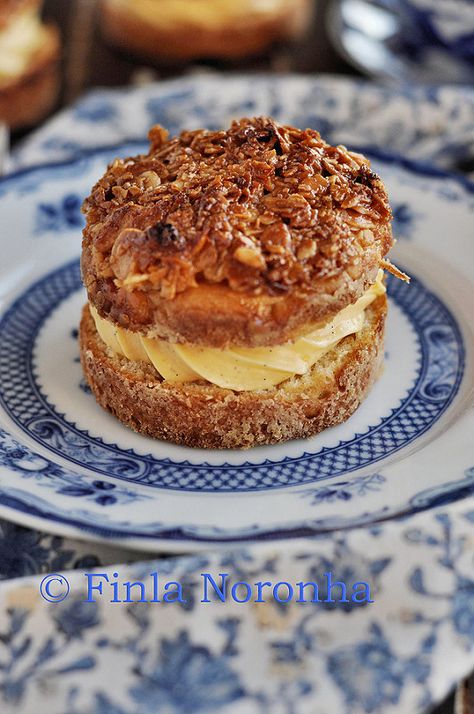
101, 0, 312, 61
0, 0, 60, 129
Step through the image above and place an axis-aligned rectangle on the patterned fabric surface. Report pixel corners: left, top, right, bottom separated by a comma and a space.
0, 75, 473, 714
0, 501, 473, 714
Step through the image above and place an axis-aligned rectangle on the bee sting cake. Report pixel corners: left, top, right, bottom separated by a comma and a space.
80, 117, 405, 449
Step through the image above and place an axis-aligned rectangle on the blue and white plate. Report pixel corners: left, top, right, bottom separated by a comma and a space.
0, 82, 473, 551
327, 0, 474, 85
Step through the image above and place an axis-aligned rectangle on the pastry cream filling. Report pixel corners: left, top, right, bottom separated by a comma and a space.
0, 9, 45, 80
90, 270, 386, 392
113, 0, 294, 29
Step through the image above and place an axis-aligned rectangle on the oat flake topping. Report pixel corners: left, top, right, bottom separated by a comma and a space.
82, 117, 392, 300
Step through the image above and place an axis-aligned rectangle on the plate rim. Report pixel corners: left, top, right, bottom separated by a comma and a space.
0, 475, 473, 554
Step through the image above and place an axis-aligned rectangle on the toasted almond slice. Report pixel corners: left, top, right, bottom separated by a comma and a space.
381, 259, 410, 283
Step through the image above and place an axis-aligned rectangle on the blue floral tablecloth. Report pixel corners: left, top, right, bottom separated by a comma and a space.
0, 75, 473, 714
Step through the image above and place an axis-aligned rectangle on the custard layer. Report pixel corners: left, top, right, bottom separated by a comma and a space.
90, 271, 386, 391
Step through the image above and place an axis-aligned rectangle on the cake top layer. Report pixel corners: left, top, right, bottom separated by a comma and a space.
82, 117, 392, 301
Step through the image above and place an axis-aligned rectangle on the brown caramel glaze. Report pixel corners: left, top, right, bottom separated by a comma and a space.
82, 117, 392, 347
